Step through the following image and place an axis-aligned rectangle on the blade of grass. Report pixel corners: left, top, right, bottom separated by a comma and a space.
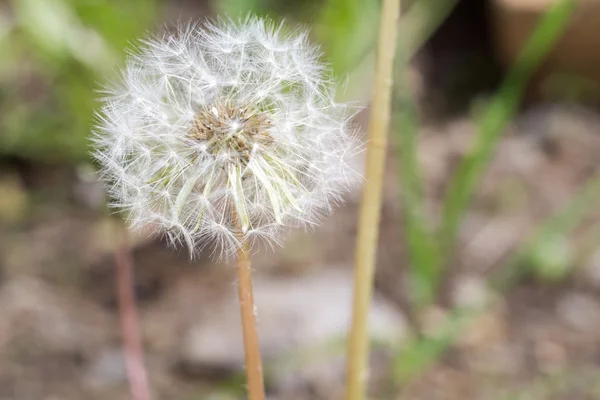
492, 175, 600, 291
391, 307, 475, 385
393, 1, 462, 308
438, 0, 576, 263
393, 52, 440, 307
389, 174, 600, 388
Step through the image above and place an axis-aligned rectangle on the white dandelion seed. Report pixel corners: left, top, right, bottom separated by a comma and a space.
92, 16, 363, 258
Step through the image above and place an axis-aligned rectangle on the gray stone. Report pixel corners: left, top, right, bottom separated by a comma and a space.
556, 292, 600, 332
179, 268, 407, 374
0, 276, 110, 353
84, 348, 127, 389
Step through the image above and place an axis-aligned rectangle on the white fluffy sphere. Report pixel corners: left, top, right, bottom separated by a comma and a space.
93, 17, 362, 258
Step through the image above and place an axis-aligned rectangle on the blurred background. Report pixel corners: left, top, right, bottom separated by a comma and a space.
2, 0, 600, 399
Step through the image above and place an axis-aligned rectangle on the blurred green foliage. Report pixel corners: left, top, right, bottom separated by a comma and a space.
1, 0, 378, 162
389, 1, 597, 391
394, 0, 576, 308
0, 0, 157, 162
438, 0, 576, 265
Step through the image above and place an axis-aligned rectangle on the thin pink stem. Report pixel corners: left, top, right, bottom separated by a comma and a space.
115, 237, 151, 400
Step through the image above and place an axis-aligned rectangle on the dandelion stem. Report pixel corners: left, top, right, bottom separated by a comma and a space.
114, 228, 151, 400
235, 225, 266, 400
346, 0, 400, 399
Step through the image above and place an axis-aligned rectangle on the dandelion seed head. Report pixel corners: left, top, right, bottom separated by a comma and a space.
93, 16, 362, 258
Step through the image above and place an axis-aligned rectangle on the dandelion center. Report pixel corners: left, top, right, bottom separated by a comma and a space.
191, 103, 273, 163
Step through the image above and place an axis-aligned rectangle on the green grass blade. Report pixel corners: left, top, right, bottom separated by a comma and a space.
394, 55, 441, 307
438, 0, 576, 262
393, 1, 461, 307
492, 175, 600, 290
391, 174, 600, 389
392, 307, 475, 385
